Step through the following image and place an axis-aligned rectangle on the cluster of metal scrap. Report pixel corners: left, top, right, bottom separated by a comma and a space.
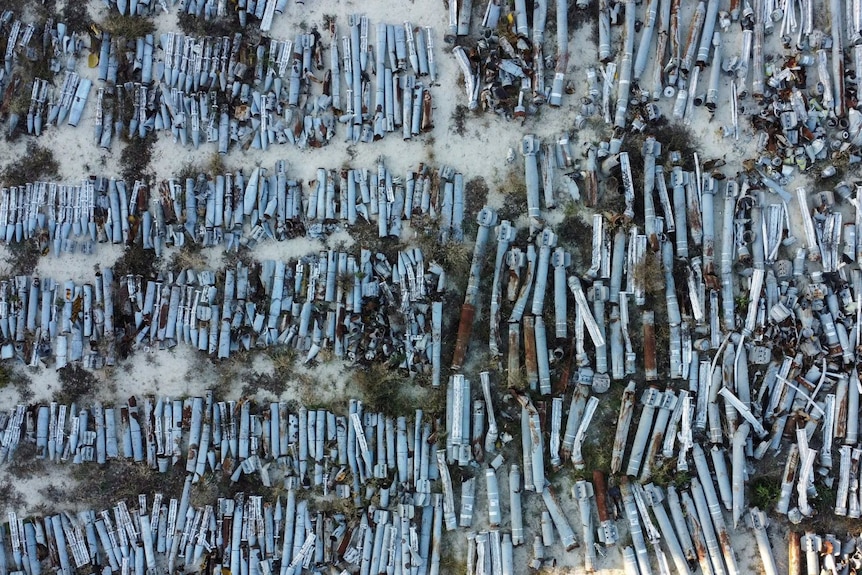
430, 127, 862, 573
104, 0, 293, 33
0, 394, 452, 575
586, 0, 862, 142
1, 13, 90, 137
452, 0, 862, 151
440, 370, 588, 571
121, 250, 446, 375
0, 269, 117, 370
585, 142, 862, 574
89, 17, 438, 152
451, 0, 573, 116
0, 159, 466, 256
0, 245, 447, 372
790, 532, 862, 575
750, 53, 862, 178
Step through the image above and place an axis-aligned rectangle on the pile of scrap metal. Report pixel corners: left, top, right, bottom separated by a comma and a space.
1, 12, 438, 149
104, 0, 295, 34
451, 0, 573, 116
0, 269, 117, 369
1, 13, 89, 137
428, 129, 862, 573
0, 395, 450, 575
88, 18, 437, 151
0, 247, 447, 374
123, 251, 446, 374
0, 158, 467, 254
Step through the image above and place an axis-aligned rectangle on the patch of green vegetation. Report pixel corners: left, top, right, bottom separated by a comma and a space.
167, 241, 206, 273
462, 176, 490, 238
352, 362, 445, 417
62, 0, 93, 33
120, 134, 155, 182
241, 371, 286, 398
112, 242, 158, 279
438, 532, 467, 574
101, 13, 156, 39
450, 105, 468, 137
568, 1, 599, 35
6, 239, 43, 276
750, 475, 781, 510
556, 201, 592, 260
353, 363, 411, 416
632, 251, 665, 296
496, 168, 528, 223
5, 442, 45, 479
1, 142, 59, 187
70, 459, 187, 510
650, 459, 691, 490
176, 12, 242, 37
56, 364, 99, 405
410, 213, 473, 295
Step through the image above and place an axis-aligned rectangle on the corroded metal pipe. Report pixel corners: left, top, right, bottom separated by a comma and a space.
451, 208, 497, 371
593, 470, 618, 546
681, 1, 706, 75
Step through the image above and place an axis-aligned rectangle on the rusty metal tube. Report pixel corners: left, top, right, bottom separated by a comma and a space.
451, 208, 498, 371
524, 316, 538, 391
681, 1, 706, 75
788, 531, 801, 575
593, 470, 618, 546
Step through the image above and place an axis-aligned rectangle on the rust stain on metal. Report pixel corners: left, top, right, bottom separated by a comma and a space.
835, 392, 855, 439
524, 316, 538, 385
507, 323, 520, 388
422, 91, 433, 131
717, 528, 733, 556
788, 531, 801, 575
593, 470, 610, 522
556, 338, 577, 395
642, 427, 665, 481
685, 503, 709, 570
784, 447, 800, 483
584, 169, 598, 208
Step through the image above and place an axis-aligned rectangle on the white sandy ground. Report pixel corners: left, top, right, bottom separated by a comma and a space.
0, 0, 841, 571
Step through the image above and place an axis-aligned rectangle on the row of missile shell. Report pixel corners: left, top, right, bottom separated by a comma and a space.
2, 14, 90, 137
0, 394, 445, 492
0, 158, 468, 254
453, 0, 862, 152
0, 372, 846, 575
0, 386, 593, 575
0, 488, 450, 575
0, 405, 450, 575
6, 12, 440, 148
106, 0, 295, 33
0, 245, 449, 375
